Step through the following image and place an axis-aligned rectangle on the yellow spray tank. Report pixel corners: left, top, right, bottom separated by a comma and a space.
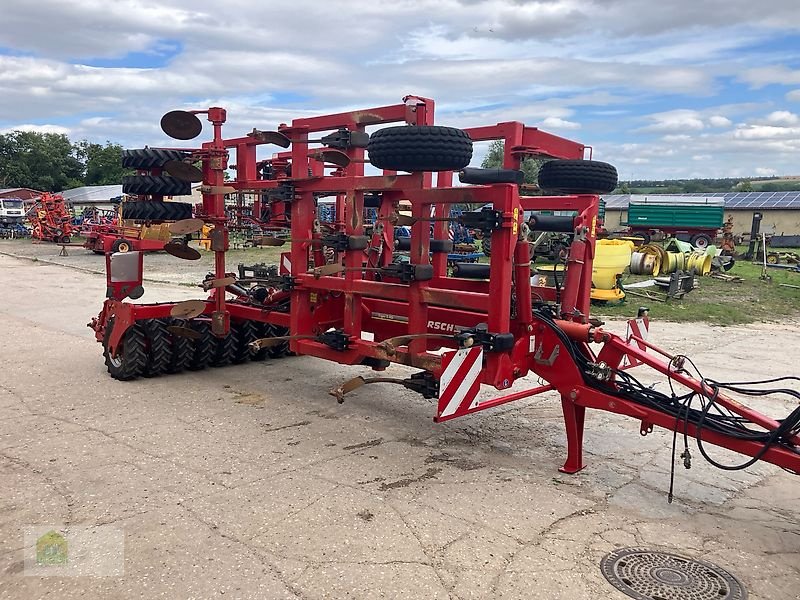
592, 239, 634, 302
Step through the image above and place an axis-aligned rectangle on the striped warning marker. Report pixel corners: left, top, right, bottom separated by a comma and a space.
279, 251, 291, 275
622, 315, 650, 367
436, 346, 484, 422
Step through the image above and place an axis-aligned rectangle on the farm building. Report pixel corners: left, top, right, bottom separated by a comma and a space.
0, 187, 43, 201
602, 192, 800, 237
61, 185, 123, 212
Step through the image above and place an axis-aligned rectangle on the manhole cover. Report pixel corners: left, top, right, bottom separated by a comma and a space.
600, 547, 747, 600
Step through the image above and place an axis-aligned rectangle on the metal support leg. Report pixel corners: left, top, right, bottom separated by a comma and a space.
559, 395, 586, 474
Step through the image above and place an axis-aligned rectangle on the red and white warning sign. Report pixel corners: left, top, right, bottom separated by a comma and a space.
622, 315, 650, 367
436, 346, 484, 421
279, 252, 291, 275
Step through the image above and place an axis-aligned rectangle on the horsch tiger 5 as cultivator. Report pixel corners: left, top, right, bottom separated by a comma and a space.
90, 96, 800, 481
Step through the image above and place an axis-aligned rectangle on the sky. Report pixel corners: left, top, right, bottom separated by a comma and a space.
1, 0, 800, 181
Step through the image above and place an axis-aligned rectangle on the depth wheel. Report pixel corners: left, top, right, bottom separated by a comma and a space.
367, 125, 473, 172
104, 320, 147, 381
538, 160, 618, 194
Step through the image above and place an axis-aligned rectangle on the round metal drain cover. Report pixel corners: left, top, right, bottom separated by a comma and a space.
600, 547, 747, 600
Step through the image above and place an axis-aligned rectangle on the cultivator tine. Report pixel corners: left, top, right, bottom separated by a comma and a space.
170, 299, 207, 319
169, 218, 205, 236
164, 160, 203, 183
201, 276, 237, 291
329, 376, 366, 403
378, 333, 458, 355
164, 241, 202, 260
249, 335, 309, 350
167, 325, 203, 340
310, 149, 351, 168
247, 129, 291, 147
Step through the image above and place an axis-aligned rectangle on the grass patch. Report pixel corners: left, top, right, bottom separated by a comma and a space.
593, 251, 800, 325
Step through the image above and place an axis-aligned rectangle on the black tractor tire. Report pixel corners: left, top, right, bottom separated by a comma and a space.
104, 319, 147, 381
690, 233, 712, 249
368, 125, 473, 172
166, 318, 193, 373
121, 148, 190, 170
122, 175, 192, 197
111, 238, 131, 253
251, 322, 271, 361
187, 322, 214, 371
142, 319, 173, 378
121, 200, 193, 221
635, 231, 652, 245
210, 328, 238, 367
267, 324, 290, 358
231, 321, 257, 364
538, 160, 618, 194
60, 236, 71, 244
482, 235, 491, 257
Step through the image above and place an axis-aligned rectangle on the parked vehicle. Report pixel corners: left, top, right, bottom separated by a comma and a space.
623, 196, 724, 248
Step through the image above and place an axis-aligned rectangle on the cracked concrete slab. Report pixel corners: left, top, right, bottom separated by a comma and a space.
0, 251, 798, 599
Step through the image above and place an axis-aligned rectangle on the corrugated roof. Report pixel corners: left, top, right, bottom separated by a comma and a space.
61, 185, 123, 204
603, 192, 800, 210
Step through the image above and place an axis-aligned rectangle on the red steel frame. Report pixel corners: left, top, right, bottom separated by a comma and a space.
92, 96, 800, 477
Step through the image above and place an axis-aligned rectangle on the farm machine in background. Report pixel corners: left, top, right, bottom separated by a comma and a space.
82, 149, 194, 254
27, 193, 76, 243
0, 196, 28, 238
90, 96, 799, 484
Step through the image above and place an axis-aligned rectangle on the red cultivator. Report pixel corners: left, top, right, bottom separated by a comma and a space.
90, 96, 800, 481
28, 192, 76, 243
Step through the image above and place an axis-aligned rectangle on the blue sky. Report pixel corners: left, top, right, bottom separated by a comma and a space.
1, 0, 799, 180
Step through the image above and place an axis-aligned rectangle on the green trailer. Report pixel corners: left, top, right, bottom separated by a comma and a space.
625, 196, 724, 248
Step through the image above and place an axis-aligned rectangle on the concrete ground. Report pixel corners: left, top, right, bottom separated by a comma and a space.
0, 245, 798, 599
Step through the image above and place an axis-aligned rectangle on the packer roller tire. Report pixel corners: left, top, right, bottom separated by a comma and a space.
187, 321, 214, 371
122, 175, 192, 197
141, 319, 173, 378
121, 148, 190, 170
231, 321, 256, 364
104, 319, 148, 381
210, 327, 239, 368
121, 199, 193, 221
166, 318, 193, 373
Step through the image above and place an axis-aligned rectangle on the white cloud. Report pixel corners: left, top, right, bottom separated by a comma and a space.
708, 115, 732, 127
0, 123, 70, 135
639, 110, 705, 132
765, 110, 799, 125
692, 154, 712, 161
787, 90, 800, 102
755, 167, 778, 176
540, 116, 580, 129
740, 65, 800, 88
733, 125, 800, 140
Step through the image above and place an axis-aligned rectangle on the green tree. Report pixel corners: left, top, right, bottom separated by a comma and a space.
0, 131, 83, 191
735, 180, 754, 192
77, 141, 132, 185
480, 140, 542, 193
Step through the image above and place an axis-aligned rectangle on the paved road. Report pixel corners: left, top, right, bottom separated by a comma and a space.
0, 253, 798, 599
